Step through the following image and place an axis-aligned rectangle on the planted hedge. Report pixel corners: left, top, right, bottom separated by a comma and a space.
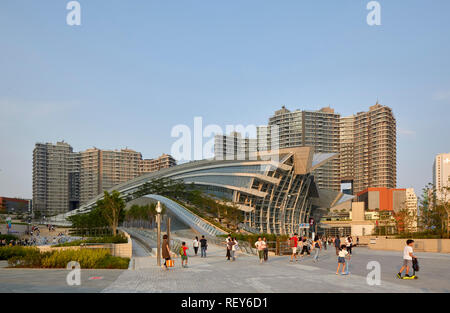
1, 246, 129, 269
52, 235, 128, 247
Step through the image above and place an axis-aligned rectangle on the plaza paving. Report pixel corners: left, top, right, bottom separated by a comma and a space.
0, 235, 449, 293
103, 235, 450, 293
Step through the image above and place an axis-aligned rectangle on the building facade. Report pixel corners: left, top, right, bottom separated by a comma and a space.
0, 197, 31, 214
351, 103, 397, 194
259, 106, 341, 192
258, 103, 397, 195
356, 187, 406, 212
139, 154, 177, 173
214, 132, 258, 161
33, 142, 177, 214
32, 142, 80, 216
433, 153, 450, 201
55, 147, 352, 235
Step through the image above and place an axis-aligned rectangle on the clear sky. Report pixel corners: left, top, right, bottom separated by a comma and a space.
1, 0, 449, 199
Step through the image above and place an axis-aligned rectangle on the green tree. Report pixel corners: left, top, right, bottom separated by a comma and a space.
96, 190, 126, 236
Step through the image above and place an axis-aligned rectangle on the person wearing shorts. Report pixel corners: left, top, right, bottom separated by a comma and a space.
397, 239, 416, 278
181, 242, 189, 268
255, 237, 266, 264
289, 233, 299, 262
336, 244, 348, 275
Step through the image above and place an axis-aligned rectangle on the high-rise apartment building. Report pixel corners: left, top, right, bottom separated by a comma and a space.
34, 142, 177, 212
214, 132, 258, 161
259, 106, 341, 191
139, 154, 177, 173
433, 153, 450, 201
405, 188, 418, 232
258, 103, 397, 194
351, 103, 397, 194
80, 148, 144, 204
32, 142, 80, 215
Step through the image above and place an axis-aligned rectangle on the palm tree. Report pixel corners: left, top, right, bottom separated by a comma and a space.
96, 190, 125, 236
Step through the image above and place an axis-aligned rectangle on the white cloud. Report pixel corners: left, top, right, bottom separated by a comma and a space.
398, 128, 416, 136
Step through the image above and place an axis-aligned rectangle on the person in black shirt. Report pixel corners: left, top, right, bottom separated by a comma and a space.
200, 235, 208, 258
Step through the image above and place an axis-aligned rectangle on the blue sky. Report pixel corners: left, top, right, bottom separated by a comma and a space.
0, 0, 449, 198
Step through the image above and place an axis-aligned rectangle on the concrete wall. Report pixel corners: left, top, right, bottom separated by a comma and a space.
368, 237, 450, 253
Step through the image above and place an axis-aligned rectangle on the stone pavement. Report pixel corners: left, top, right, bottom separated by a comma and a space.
102, 238, 450, 293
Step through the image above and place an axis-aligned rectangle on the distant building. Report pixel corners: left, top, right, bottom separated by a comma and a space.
32, 141, 80, 216
259, 106, 341, 191
258, 103, 397, 195
405, 188, 418, 232
214, 132, 258, 161
356, 187, 406, 212
33, 141, 177, 214
433, 153, 450, 201
139, 154, 177, 173
0, 197, 31, 214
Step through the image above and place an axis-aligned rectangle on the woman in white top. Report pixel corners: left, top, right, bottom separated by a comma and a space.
193, 237, 199, 256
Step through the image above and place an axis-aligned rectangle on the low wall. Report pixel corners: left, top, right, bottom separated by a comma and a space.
38, 230, 133, 258
368, 237, 450, 253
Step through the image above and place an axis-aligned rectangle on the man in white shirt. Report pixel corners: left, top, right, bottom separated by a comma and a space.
397, 239, 416, 278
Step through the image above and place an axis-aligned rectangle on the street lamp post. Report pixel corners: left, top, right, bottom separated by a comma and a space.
156, 201, 162, 266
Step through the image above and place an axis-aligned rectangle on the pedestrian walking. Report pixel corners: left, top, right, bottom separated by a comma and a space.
334, 235, 341, 256
300, 238, 310, 258
200, 235, 208, 258
225, 234, 232, 260
227, 237, 236, 261
345, 236, 352, 255
180, 242, 189, 268
397, 239, 417, 279
229, 237, 237, 261
161, 234, 172, 270
312, 236, 322, 263
193, 236, 199, 256
289, 233, 299, 262
255, 237, 266, 264
263, 237, 269, 262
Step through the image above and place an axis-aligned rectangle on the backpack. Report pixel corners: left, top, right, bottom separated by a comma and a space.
412, 258, 419, 272
179, 247, 184, 256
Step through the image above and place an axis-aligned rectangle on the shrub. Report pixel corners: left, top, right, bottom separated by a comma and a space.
0, 246, 40, 260
52, 235, 128, 247
0, 234, 18, 242
8, 248, 130, 269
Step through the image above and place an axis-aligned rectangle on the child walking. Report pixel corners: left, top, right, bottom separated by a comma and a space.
180, 242, 189, 268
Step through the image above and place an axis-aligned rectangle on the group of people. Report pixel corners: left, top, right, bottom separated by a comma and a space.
161, 234, 209, 270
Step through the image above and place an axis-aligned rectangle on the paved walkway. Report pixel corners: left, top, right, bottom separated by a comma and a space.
102, 239, 450, 293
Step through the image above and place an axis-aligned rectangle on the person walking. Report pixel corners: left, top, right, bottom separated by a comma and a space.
231, 237, 239, 261
312, 236, 322, 263
193, 236, 199, 256
300, 237, 310, 258
289, 233, 299, 262
200, 235, 208, 258
225, 234, 232, 260
346, 236, 353, 255
263, 237, 269, 262
227, 237, 236, 261
180, 242, 189, 268
397, 239, 417, 279
255, 237, 265, 264
161, 234, 171, 270
334, 235, 341, 256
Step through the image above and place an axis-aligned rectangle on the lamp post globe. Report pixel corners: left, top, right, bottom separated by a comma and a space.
156, 201, 162, 214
